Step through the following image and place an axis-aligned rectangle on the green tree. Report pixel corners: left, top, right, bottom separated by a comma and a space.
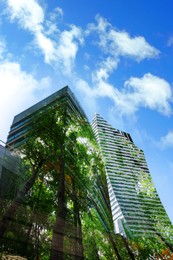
0, 103, 136, 259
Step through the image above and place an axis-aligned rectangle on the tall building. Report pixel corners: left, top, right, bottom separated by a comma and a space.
4, 86, 173, 256
6, 86, 87, 149
0, 142, 21, 200
4, 86, 92, 258
92, 113, 172, 239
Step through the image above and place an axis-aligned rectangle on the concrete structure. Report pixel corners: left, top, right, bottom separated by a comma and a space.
92, 113, 172, 239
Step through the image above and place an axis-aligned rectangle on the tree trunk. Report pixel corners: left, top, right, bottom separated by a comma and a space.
0, 164, 41, 238
77, 212, 84, 260
90, 198, 122, 260
50, 146, 66, 260
108, 233, 122, 260
121, 235, 135, 260
72, 177, 84, 260
72, 178, 78, 259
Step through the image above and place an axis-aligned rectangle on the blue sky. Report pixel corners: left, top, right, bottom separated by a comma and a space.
0, 0, 173, 222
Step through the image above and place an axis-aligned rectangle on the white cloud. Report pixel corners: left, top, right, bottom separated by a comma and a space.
0, 61, 51, 142
45, 7, 63, 36
50, 7, 64, 21
77, 73, 173, 116
7, 0, 44, 32
160, 131, 173, 148
75, 78, 98, 117
84, 15, 161, 104
35, 31, 55, 63
6, 0, 83, 74
92, 57, 119, 82
4, 2, 171, 120
56, 25, 84, 74
109, 30, 159, 61
35, 24, 83, 74
87, 15, 159, 61
5, 3, 159, 78
124, 73, 172, 115
82, 16, 164, 117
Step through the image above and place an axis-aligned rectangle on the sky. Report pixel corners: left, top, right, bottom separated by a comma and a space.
0, 0, 173, 222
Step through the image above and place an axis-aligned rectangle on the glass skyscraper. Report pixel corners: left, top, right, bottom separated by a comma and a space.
92, 113, 172, 240
6, 86, 87, 149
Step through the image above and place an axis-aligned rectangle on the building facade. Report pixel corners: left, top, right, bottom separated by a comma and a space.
5, 86, 172, 247
0, 142, 22, 200
92, 113, 172, 239
4, 86, 92, 258
6, 86, 87, 149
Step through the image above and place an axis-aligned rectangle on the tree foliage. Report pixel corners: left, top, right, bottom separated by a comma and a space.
1, 103, 172, 259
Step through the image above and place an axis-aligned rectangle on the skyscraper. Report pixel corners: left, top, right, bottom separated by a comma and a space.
4, 86, 101, 259
6, 86, 87, 149
92, 113, 172, 240
0, 141, 21, 200
4, 86, 173, 257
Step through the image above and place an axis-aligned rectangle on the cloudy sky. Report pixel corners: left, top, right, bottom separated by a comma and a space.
0, 0, 173, 222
